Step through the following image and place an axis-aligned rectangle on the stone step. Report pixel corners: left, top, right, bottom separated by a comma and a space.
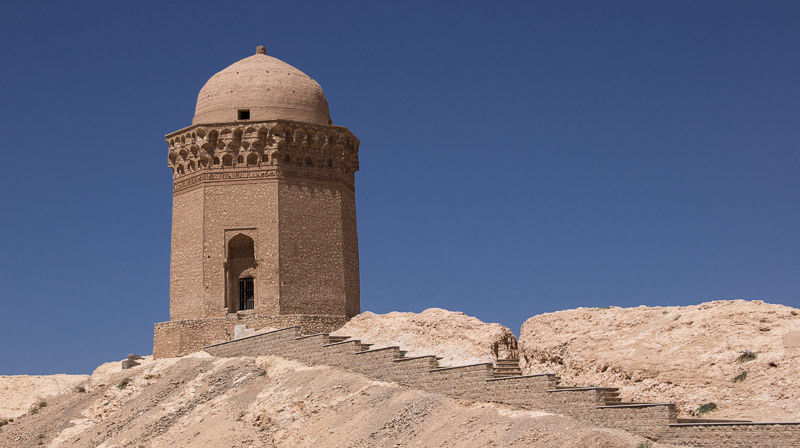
677, 418, 753, 424
493, 366, 522, 371
328, 335, 350, 343
495, 359, 521, 365
493, 372, 522, 378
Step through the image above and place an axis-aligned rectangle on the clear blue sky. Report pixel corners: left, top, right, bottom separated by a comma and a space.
0, 1, 797, 374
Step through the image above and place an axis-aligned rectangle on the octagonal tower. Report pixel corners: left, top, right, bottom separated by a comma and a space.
154, 46, 360, 358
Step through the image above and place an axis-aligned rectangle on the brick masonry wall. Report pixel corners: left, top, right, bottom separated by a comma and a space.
153, 315, 348, 358
484, 374, 558, 407
166, 120, 361, 324
661, 423, 800, 447
278, 180, 356, 317
340, 189, 360, 318
170, 187, 204, 321
595, 405, 677, 440
202, 326, 800, 447
352, 347, 401, 379
426, 364, 495, 400
202, 182, 280, 317
390, 356, 438, 387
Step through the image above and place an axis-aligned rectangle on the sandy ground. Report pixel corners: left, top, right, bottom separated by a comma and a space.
0, 353, 674, 448
0, 374, 89, 419
331, 308, 519, 366
519, 299, 800, 421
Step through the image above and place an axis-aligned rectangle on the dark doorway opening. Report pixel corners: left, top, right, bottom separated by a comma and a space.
239, 278, 254, 310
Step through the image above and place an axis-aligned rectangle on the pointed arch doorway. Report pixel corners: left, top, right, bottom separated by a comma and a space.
225, 233, 256, 312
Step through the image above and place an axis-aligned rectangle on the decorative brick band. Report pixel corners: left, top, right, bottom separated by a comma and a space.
166, 119, 359, 192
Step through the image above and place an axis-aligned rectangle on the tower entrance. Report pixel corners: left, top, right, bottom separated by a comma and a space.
226, 233, 256, 312
239, 278, 254, 310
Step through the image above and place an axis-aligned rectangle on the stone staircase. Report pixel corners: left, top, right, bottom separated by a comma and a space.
493, 358, 522, 378
327, 335, 350, 344
203, 326, 800, 447
602, 388, 622, 404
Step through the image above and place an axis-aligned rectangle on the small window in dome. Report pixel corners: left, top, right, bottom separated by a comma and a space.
238, 109, 250, 120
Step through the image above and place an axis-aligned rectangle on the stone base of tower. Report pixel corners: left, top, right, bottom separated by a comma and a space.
153, 314, 350, 359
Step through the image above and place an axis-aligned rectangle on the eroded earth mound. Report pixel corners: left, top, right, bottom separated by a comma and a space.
331, 308, 519, 366
0, 354, 671, 447
0, 374, 89, 419
519, 299, 800, 421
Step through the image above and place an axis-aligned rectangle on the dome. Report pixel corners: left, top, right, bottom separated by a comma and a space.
193, 46, 331, 126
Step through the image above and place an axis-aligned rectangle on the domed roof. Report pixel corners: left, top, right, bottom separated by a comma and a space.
193, 46, 331, 126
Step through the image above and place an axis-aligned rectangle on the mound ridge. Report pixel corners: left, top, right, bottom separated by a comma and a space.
331, 308, 519, 366
0, 355, 664, 447
519, 299, 800, 421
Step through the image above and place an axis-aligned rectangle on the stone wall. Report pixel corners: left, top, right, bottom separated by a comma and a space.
661, 422, 800, 447
153, 315, 348, 359
204, 326, 800, 447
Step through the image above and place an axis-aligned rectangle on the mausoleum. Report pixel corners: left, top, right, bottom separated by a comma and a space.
153, 46, 360, 358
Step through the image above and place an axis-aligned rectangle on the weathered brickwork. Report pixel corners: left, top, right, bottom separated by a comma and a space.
153, 315, 348, 358
661, 423, 800, 447
156, 49, 362, 358
169, 187, 204, 320
278, 180, 353, 316
203, 183, 279, 317
341, 189, 360, 318
164, 120, 360, 321
204, 326, 800, 447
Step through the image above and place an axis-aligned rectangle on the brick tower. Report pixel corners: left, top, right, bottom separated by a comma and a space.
153, 46, 360, 358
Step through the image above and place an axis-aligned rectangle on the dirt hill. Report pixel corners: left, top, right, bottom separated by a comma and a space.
519, 299, 800, 421
0, 353, 670, 447
331, 308, 519, 366
0, 374, 89, 419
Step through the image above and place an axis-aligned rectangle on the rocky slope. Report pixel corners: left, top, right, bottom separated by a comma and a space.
331, 308, 519, 366
519, 300, 800, 421
0, 353, 671, 448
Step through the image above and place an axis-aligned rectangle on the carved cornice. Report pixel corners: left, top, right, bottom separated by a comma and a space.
172, 166, 355, 194
166, 120, 359, 192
